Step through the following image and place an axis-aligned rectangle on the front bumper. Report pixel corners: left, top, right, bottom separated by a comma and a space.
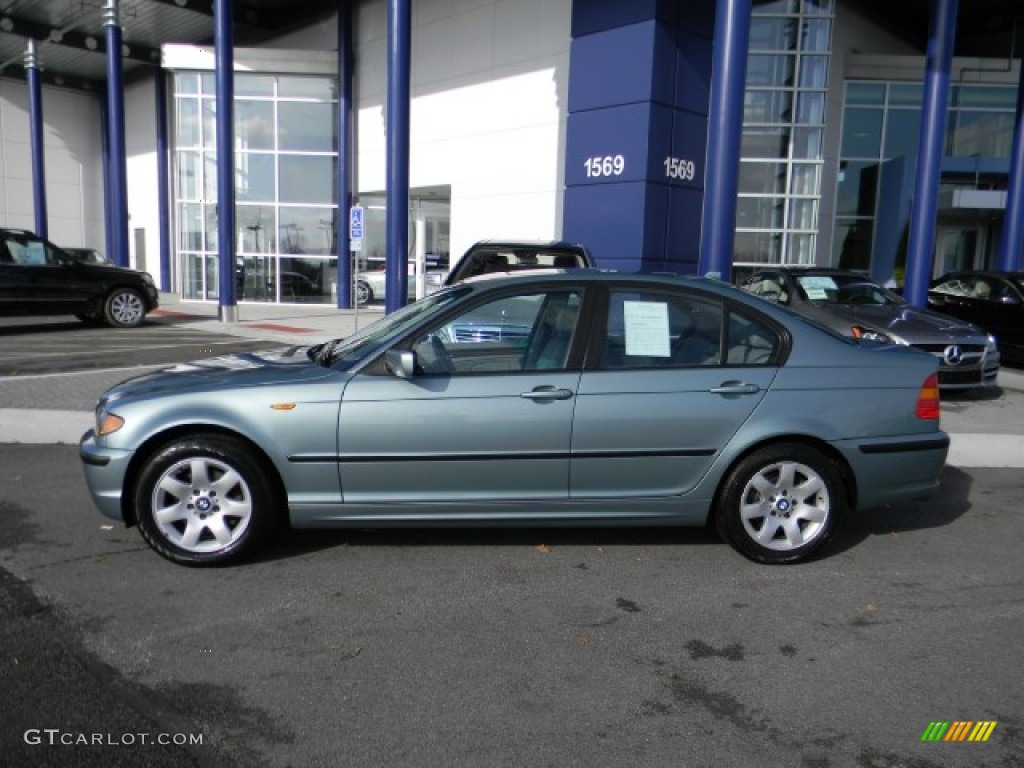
79, 429, 134, 522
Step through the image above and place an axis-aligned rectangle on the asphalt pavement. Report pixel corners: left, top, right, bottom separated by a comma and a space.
1, 292, 1023, 469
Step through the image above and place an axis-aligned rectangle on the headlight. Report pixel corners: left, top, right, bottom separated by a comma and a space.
851, 325, 895, 344
96, 407, 125, 436
985, 335, 998, 354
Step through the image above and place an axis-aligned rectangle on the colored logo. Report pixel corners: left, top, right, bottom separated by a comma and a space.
921, 721, 997, 742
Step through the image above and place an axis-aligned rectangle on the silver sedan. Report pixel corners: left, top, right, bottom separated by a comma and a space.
81, 271, 949, 566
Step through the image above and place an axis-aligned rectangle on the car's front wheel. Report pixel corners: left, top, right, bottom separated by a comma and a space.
355, 280, 372, 306
104, 287, 147, 327
134, 435, 278, 566
715, 443, 843, 564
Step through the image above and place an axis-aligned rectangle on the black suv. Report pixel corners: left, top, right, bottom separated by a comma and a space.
0, 228, 158, 327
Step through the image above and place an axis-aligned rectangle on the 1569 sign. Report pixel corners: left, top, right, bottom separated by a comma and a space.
583, 154, 626, 178
663, 156, 697, 181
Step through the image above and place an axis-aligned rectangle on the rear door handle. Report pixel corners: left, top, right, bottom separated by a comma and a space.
520, 387, 574, 401
710, 382, 761, 395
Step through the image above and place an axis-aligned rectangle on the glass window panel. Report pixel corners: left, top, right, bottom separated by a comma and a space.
803, 0, 834, 14
236, 100, 275, 150
795, 92, 825, 124
236, 74, 275, 97
834, 218, 874, 271
736, 196, 786, 229
279, 102, 336, 152
178, 203, 204, 251
841, 108, 883, 157
206, 253, 220, 300
200, 73, 215, 94
237, 205, 277, 253
177, 151, 199, 200
787, 233, 816, 264
836, 161, 879, 216
800, 18, 831, 51
204, 204, 218, 252
742, 127, 791, 159
788, 198, 818, 230
746, 54, 796, 87
846, 82, 885, 105
799, 55, 828, 88
953, 85, 1016, 109
791, 126, 823, 159
744, 89, 794, 123
278, 76, 335, 100
203, 153, 218, 201
202, 98, 217, 148
883, 109, 921, 160
235, 153, 275, 202
888, 84, 921, 106
734, 231, 783, 264
278, 256, 331, 303
181, 253, 204, 300
175, 72, 199, 95
279, 207, 337, 255
176, 98, 200, 147
789, 163, 820, 195
279, 155, 336, 204
754, 1, 799, 14
948, 111, 1015, 157
739, 161, 788, 195
750, 17, 799, 51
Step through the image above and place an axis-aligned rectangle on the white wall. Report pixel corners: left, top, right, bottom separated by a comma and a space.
0, 81, 104, 249
125, 77, 162, 282
264, 0, 573, 260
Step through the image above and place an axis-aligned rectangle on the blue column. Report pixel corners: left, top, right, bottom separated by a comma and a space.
103, 0, 130, 268
155, 70, 172, 292
214, 0, 237, 319
25, 41, 48, 239
698, 0, 751, 282
904, 0, 958, 306
336, 0, 354, 309
385, 0, 411, 314
997, 67, 1024, 272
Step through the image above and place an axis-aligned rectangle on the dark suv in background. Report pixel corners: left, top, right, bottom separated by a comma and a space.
0, 228, 158, 327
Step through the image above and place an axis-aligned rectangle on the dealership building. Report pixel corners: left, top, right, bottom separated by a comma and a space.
1, 0, 1022, 312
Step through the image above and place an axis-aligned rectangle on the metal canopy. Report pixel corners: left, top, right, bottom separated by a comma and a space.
0, 0, 337, 92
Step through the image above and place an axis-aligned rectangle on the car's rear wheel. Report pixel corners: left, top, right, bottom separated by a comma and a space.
104, 287, 147, 327
134, 435, 277, 566
715, 443, 843, 564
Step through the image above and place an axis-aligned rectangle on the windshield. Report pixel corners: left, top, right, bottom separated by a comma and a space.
318, 288, 467, 369
794, 274, 902, 307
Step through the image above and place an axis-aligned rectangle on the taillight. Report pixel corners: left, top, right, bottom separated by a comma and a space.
916, 373, 941, 420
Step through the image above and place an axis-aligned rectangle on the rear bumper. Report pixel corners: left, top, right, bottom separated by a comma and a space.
840, 432, 950, 510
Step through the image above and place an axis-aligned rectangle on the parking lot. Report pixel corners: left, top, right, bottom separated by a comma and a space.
1, 307, 1021, 767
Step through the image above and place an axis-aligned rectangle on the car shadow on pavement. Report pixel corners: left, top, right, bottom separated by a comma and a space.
827, 465, 972, 557
941, 385, 1004, 403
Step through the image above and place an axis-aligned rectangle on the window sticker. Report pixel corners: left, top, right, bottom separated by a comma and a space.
797, 275, 836, 301
623, 301, 670, 357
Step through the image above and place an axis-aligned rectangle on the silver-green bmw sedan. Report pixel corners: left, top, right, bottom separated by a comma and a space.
80, 271, 949, 566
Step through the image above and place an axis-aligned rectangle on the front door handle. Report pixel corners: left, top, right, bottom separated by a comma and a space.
709, 382, 761, 395
520, 387, 574, 401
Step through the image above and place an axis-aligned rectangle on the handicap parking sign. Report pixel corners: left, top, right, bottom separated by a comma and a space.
349, 205, 364, 240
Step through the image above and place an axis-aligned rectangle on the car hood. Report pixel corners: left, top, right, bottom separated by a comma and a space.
100, 345, 335, 404
808, 303, 986, 342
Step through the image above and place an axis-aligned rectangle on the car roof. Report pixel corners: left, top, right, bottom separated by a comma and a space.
468, 239, 588, 251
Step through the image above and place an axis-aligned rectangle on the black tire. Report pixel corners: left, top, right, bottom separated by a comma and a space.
134, 435, 278, 566
715, 443, 844, 564
104, 287, 147, 327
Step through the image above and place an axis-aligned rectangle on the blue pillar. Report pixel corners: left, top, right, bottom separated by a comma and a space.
336, 0, 354, 309
155, 70, 172, 292
214, 0, 237, 319
103, 0, 130, 268
997, 67, 1024, 272
385, 0, 411, 314
25, 41, 48, 239
698, 0, 751, 282
904, 0, 958, 306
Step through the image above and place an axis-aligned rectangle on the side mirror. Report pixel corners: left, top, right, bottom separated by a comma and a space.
384, 349, 416, 379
